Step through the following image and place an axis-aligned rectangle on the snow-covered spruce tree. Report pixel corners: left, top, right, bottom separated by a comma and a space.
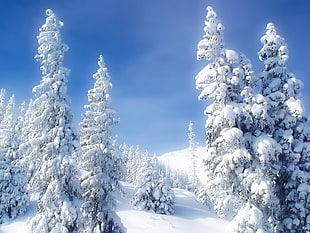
0, 95, 29, 223
195, 6, 255, 219
187, 121, 199, 190
18, 9, 84, 232
132, 155, 175, 215
258, 23, 310, 232
79, 55, 125, 233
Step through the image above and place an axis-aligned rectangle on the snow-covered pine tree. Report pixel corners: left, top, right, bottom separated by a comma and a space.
132, 155, 175, 215
79, 55, 125, 233
258, 23, 310, 232
0, 95, 29, 223
195, 6, 254, 219
187, 121, 199, 190
18, 9, 83, 233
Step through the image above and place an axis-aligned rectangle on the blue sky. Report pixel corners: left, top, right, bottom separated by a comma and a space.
1, 0, 310, 155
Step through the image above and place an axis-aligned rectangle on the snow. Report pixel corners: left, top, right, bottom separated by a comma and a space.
0, 201, 36, 233
158, 147, 207, 182
116, 183, 228, 233
0, 182, 228, 233
225, 50, 239, 64
286, 97, 303, 117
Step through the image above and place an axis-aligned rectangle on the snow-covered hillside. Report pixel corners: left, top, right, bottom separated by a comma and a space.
158, 147, 207, 182
117, 183, 228, 233
0, 182, 228, 233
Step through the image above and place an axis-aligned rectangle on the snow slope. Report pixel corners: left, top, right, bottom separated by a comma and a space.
158, 147, 207, 182
0, 182, 228, 233
117, 183, 228, 233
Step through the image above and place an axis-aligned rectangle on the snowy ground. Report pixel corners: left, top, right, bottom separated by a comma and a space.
117, 182, 228, 233
0, 182, 228, 233
0, 201, 36, 233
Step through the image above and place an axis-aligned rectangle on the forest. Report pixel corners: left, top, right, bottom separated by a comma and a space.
0, 5, 309, 233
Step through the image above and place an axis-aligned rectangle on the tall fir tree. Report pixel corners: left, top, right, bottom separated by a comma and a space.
195, 6, 255, 219
79, 55, 125, 233
258, 23, 310, 232
19, 9, 83, 232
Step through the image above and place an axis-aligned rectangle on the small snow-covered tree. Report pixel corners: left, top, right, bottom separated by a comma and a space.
19, 9, 83, 232
0, 95, 29, 223
187, 121, 199, 190
195, 6, 254, 219
132, 155, 175, 215
258, 23, 310, 233
80, 55, 125, 233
